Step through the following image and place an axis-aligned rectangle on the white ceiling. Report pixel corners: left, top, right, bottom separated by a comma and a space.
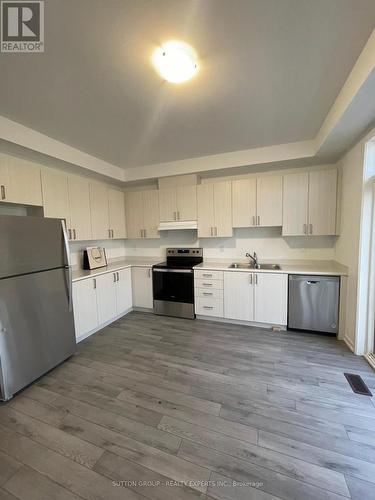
0, 0, 374, 170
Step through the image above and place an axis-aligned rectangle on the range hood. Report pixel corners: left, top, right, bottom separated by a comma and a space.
158, 220, 198, 231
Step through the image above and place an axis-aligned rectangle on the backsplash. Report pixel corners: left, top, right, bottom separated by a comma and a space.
69, 239, 126, 267
124, 227, 337, 261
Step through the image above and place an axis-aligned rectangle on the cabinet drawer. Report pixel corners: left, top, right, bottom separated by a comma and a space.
195, 278, 224, 290
195, 288, 223, 300
195, 297, 224, 317
195, 270, 223, 281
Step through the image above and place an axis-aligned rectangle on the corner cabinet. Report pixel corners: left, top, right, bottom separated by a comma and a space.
73, 268, 133, 341
125, 190, 160, 239
197, 181, 232, 237
282, 170, 337, 236
224, 271, 287, 326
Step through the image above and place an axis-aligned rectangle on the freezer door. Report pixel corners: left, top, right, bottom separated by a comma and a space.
288, 275, 339, 334
0, 268, 76, 400
0, 215, 67, 279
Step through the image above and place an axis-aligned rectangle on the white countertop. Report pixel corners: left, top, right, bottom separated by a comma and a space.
72, 257, 162, 282
193, 259, 348, 276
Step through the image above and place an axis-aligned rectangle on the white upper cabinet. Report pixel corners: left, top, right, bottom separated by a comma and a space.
158, 175, 197, 222
108, 188, 127, 239
232, 176, 282, 228
0, 155, 42, 206
41, 168, 70, 226
282, 170, 337, 236
90, 182, 110, 240
198, 181, 232, 237
125, 190, 160, 239
232, 178, 256, 227
68, 176, 92, 241
308, 170, 337, 236
282, 172, 309, 236
257, 176, 282, 227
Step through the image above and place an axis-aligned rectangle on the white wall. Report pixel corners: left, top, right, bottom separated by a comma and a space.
334, 126, 375, 352
124, 227, 336, 261
69, 239, 126, 267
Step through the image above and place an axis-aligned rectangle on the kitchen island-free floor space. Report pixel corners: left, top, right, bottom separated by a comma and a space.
0, 312, 375, 500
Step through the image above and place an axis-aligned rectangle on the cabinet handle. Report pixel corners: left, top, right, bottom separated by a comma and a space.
68, 228, 72, 240
303, 224, 307, 235
249, 274, 253, 285
177, 211, 180, 220
257, 216, 260, 226
93, 279, 96, 289
0, 185, 5, 200
252, 216, 255, 226
73, 229, 77, 240
215, 227, 218, 236
148, 268, 151, 278
117, 272, 120, 282
203, 292, 213, 296
254, 274, 258, 285
203, 306, 213, 310
109, 229, 111, 238
203, 283, 213, 286
309, 224, 313, 235
113, 273, 116, 282
112, 229, 115, 238
203, 274, 212, 277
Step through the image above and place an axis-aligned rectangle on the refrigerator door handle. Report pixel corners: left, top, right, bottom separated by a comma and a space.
61, 220, 73, 311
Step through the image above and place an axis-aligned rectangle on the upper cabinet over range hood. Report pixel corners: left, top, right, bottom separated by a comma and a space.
158, 174, 198, 230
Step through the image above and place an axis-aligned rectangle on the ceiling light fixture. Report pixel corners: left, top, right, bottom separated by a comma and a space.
152, 41, 199, 84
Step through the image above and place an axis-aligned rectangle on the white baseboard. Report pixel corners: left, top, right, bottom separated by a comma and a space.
343, 334, 355, 352
195, 315, 286, 330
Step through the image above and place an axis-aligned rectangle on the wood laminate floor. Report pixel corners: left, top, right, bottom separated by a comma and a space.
1, 312, 375, 500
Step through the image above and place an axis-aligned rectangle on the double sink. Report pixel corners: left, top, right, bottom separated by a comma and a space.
228, 263, 281, 270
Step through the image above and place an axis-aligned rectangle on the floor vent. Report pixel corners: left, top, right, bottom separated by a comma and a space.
344, 373, 373, 396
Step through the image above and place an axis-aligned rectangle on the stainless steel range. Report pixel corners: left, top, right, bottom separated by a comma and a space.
152, 248, 203, 319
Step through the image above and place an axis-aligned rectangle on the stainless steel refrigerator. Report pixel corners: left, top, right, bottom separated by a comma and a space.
0, 215, 76, 401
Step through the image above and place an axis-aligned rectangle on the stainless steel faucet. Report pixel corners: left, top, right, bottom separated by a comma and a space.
246, 252, 259, 268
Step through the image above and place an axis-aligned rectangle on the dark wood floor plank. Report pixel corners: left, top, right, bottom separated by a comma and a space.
0, 450, 22, 488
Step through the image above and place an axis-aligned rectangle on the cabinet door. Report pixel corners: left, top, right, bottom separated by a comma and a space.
159, 188, 177, 222
177, 185, 197, 221
116, 268, 133, 314
282, 173, 308, 236
232, 179, 256, 227
308, 170, 337, 236
108, 189, 127, 239
41, 169, 70, 226
257, 176, 282, 227
224, 271, 254, 321
96, 273, 117, 325
72, 279, 99, 340
197, 184, 215, 237
68, 176, 92, 241
254, 273, 288, 325
143, 190, 160, 239
214, 181, 233, 237
125, 191, 144, 239
7, 157, 42, 206
132, 267, 153, 309
90, 183, 110, 240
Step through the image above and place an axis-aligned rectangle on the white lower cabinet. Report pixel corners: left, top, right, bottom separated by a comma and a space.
194, 270, 224, 317
224, 271, 288, 326
73, 267, 133, 341
132, 266, 153, 309
72, 278, 99, 339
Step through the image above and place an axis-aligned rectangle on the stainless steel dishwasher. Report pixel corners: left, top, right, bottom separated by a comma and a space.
288, 275, 340, 335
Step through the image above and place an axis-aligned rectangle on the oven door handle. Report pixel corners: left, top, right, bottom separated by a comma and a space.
153, 268, 193, 274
